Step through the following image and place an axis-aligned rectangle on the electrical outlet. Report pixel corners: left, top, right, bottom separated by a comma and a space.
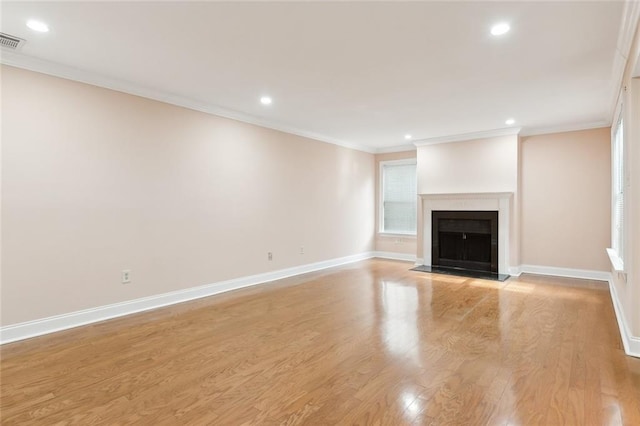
268, 252, 273, 261
300, 246, 304, 254
122, 269, 131, 284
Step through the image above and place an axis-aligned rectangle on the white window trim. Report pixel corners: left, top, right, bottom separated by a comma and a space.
379, 158, 417, 236
378, 233, 418, 238
608, 97, 626, 272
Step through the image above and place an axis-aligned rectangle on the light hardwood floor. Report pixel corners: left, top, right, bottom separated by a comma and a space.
1, 259, 639, 425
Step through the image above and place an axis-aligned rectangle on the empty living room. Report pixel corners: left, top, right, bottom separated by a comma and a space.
2, 1, 640, 425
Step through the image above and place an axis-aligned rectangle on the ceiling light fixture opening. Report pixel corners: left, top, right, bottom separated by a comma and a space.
260, 96, 272, 105
505, 118, 515, 125
491, 22, 510, 36
404, 134, 412, 140
26, 19, 49, 33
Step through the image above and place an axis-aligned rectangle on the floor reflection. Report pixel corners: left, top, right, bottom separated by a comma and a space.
401, 389, 421, 421
380, 280, 420, 363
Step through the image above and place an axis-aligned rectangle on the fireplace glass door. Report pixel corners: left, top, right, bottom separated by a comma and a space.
432, 211, 498, 273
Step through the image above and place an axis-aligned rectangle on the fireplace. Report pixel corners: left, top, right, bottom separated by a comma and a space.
418, 192, 513, 279
431, 211, 498, 273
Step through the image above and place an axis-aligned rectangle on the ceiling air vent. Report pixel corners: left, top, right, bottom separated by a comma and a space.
0, 33, 26, 50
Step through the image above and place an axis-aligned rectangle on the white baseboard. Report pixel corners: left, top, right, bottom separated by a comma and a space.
372, 251, 417, 262
0, 251, 375, 345
516, 264, 638, 358
6, 256, 638, 360
508, 266, 522, 276
518, 264, 610, 281
415, 258, 424, 266
607, 276, 640, 358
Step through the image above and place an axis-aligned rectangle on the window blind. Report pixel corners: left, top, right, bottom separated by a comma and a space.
612, 118, 625, 261
382, 162, 417, 234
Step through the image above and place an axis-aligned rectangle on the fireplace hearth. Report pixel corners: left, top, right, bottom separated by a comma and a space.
432, 210, 498, 273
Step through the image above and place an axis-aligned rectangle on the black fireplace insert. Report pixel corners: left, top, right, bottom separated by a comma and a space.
431, 210, 498, 273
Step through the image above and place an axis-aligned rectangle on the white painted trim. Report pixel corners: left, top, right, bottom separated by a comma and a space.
375, 144, 416, 154
413, 127, 521, 146
516, 266, 640, 358
606, 248, 625, 272
618, 0, 640, 68
420, 192, 513, 275
0, 52, 375, 154
609, 0, 640, 120
373, 251, 417, 262
418, 191, 513, 200
508, 266, 522, 277
518, 264, 610, 282
519, 121, 610, 137
5, 252, 635, 360
1, 52, 619, 155
415, 258, 424, 266
607, 275, 640, 358
0, 252, 375, 345
633, 5, 640, 78
377, 232, 417, 239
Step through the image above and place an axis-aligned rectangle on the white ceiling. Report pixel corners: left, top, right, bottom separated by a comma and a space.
0, 1, 630, 152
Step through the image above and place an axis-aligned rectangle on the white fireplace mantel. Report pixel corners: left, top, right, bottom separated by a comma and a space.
419, 192, 514, 275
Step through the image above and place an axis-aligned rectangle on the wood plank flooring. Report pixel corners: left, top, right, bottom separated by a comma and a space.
1, 259, 639, 425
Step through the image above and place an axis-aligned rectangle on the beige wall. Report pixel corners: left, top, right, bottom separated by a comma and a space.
520, 128, 611, 271
1, 65, 375, 326
417, 135, 519, 195
374, 151, 417, 256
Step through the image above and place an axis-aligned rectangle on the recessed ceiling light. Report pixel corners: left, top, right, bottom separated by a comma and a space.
26, 19, 49, 33
491, 23, 510, 36
505, 118, 515, 125
260, 96, 272, 105
404, 134, 412, 140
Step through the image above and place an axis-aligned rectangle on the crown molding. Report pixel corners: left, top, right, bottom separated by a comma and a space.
519, 120, 610, 137
608, 0, 640, 120
632, 1, 640, 78
413, 127, 521, 147
0, 51, 377, 154
374, 143, 416, 154
0, 48, 623, 156
617, 1, 640, 64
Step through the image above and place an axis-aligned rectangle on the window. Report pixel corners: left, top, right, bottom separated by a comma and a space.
380, 160, 417, 234
612, 114, 625, 265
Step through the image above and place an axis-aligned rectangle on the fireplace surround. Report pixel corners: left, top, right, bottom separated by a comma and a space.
419, 192, 514, 275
